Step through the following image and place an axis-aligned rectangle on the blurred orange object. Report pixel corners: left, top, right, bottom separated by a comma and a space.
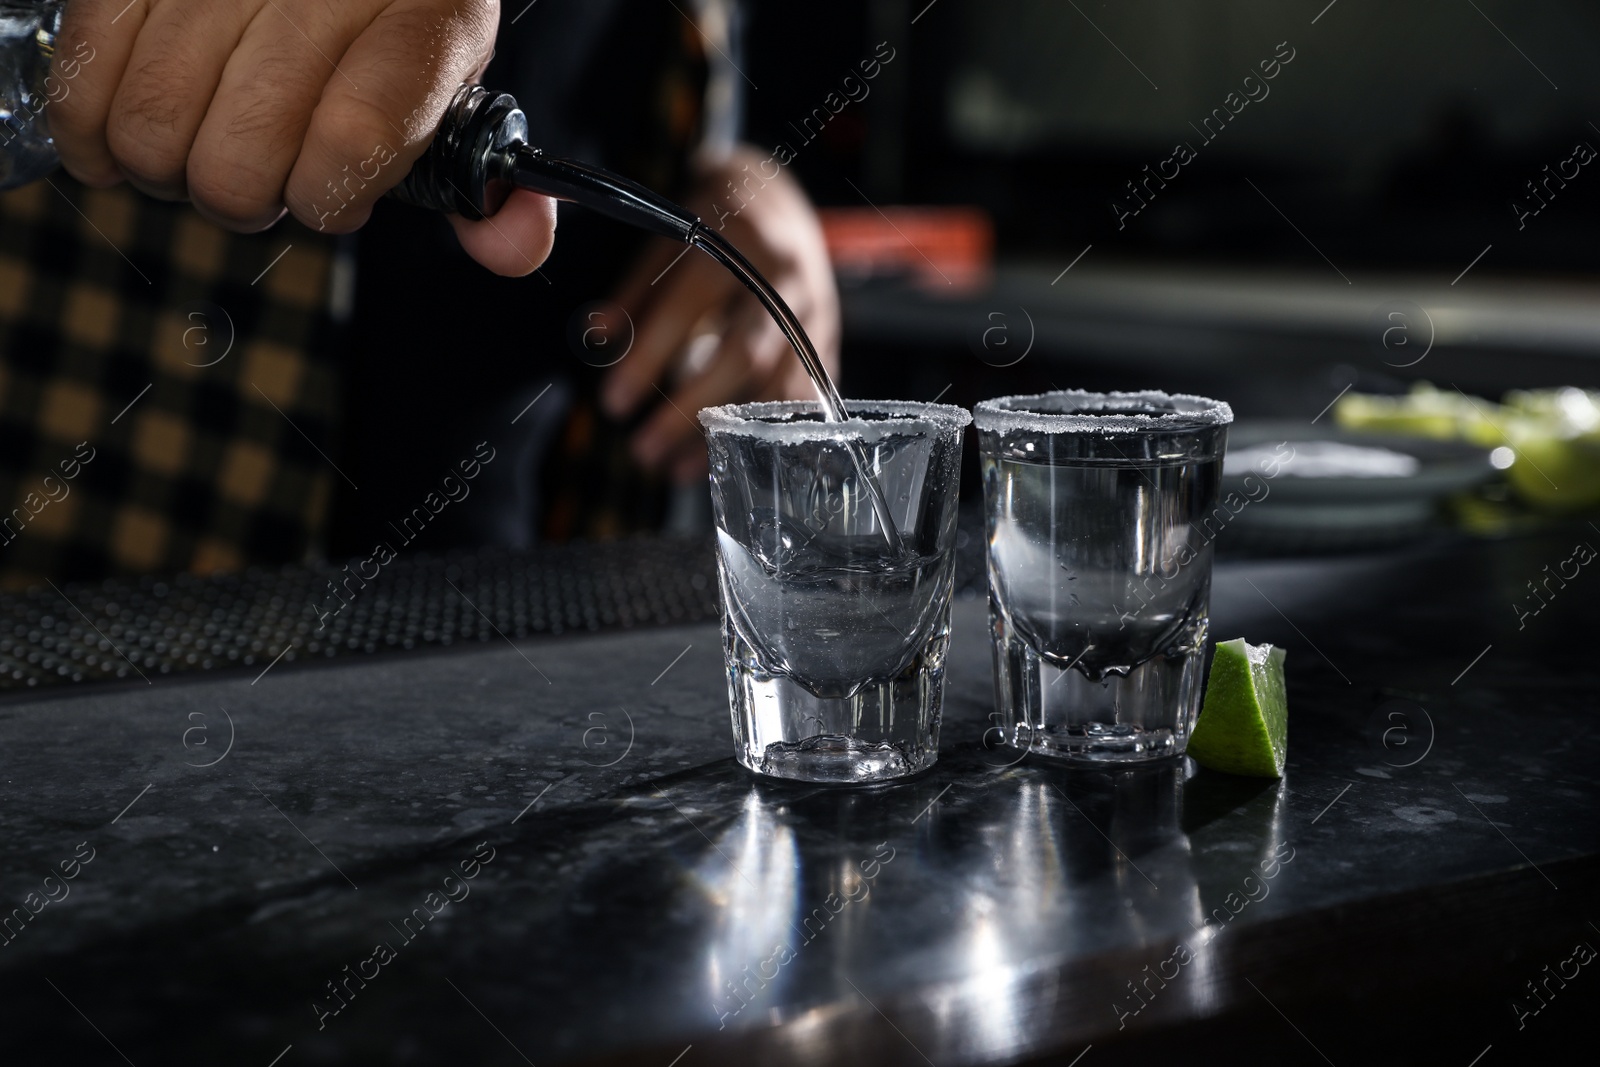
818, 205, 993, 293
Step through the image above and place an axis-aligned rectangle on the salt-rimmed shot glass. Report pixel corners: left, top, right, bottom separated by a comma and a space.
699, 400, 971, 783
974, 390, 1233, 764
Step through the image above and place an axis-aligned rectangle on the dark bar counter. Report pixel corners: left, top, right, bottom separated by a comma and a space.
1, 527, 1596, 1065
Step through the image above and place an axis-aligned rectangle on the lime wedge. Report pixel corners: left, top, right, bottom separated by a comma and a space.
1188, 638, 1288, 778
1503, 428, 1600, 513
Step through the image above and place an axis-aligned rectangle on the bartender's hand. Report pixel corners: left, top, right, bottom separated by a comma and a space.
601, 147, 840, 484
49, 0, 555, 276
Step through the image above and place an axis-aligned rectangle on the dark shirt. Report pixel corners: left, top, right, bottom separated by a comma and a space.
331, 0, 722, 555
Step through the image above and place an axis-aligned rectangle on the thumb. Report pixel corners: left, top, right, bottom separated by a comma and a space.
447, 190, 559, 276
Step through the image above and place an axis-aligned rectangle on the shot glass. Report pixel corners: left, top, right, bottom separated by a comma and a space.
974, 390, 1233, 763
700, 400, 971, 783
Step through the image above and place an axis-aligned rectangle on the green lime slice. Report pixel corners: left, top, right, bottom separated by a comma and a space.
1188, 638, 1288, 778
1504, 430, 1600, 512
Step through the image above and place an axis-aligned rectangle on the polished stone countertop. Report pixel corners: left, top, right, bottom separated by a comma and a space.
1, 529, 1596, 1065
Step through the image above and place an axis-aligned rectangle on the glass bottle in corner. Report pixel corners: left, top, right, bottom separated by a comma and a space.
0, 0, 69, 190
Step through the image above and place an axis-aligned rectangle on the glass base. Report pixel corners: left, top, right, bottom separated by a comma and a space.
724, 624, 946, 784
992, 612, 1204, 765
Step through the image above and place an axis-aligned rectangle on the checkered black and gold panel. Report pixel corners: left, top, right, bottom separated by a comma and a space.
0, 176, 342, 590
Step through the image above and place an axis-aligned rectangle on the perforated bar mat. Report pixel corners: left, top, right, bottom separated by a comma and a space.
0, 538, 722, 692
1, 523, 990, 692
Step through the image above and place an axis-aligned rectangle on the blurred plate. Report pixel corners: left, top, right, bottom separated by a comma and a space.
1218, 420, 1494, 552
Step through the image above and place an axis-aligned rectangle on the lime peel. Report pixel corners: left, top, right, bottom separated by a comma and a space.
1188, 638, 1288, 778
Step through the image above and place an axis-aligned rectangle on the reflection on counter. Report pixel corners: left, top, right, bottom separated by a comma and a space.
702, 790, 802, 1029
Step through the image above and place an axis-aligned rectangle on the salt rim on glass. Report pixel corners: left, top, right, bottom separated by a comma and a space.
973, 390, 1234, 436
699, 399, 973, 443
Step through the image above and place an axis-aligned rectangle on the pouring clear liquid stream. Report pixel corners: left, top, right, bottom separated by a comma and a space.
387, 84, 910, 558
686, 225, 909, 557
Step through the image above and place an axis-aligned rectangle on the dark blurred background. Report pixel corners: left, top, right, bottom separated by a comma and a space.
741, 0, 1600, 416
